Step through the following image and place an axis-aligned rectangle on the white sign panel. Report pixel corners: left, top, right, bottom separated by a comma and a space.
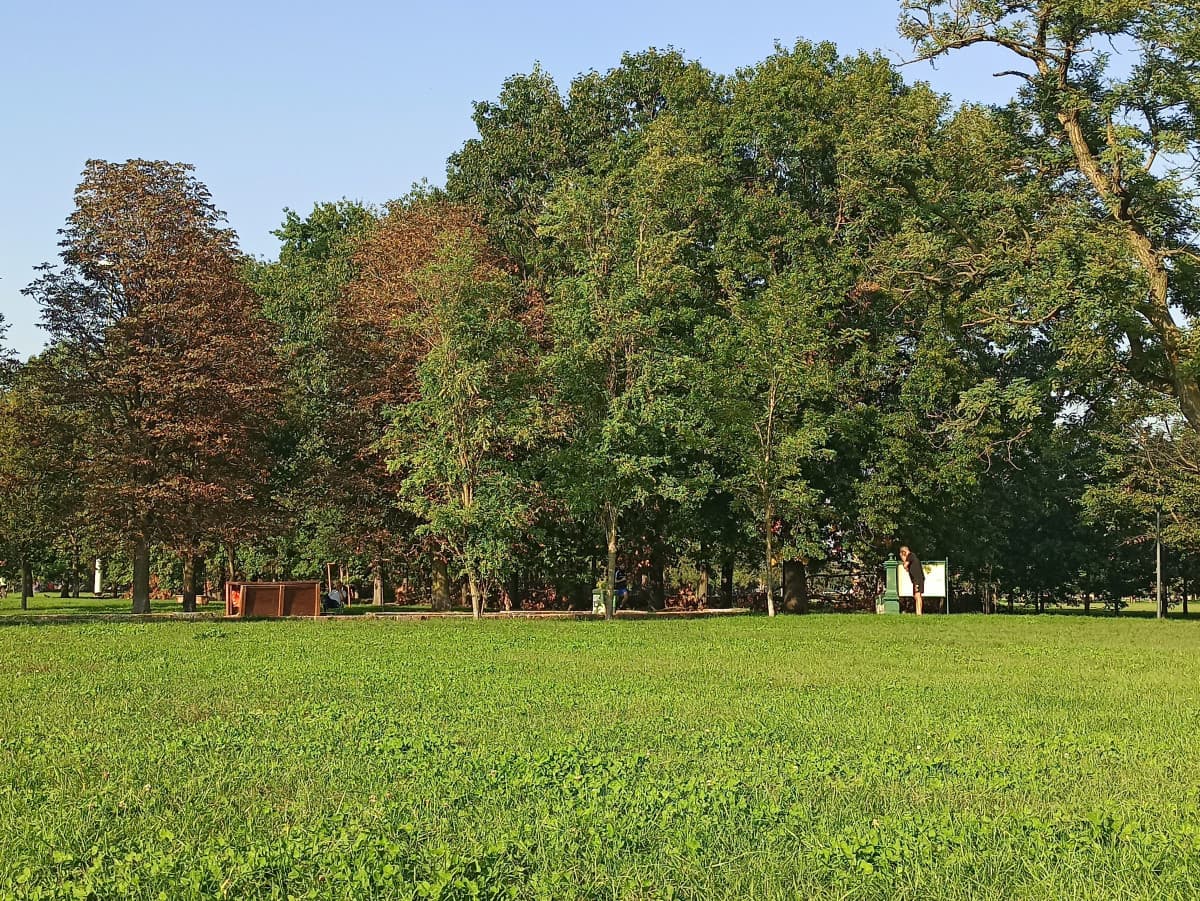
899, 562, 947, 598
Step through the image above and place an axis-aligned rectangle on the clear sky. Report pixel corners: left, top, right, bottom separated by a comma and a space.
0, 0, 1017, 358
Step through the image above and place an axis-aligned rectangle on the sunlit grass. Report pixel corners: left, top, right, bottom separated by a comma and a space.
1, 615, 1197, 898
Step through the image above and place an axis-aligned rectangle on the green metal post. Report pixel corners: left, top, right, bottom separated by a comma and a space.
881, 557, 900, 614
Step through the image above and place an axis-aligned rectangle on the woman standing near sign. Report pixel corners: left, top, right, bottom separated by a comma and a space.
900, 546, 925, 615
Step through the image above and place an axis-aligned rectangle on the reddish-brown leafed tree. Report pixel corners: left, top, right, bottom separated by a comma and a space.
328, 202, 478, 602
334, 199, 546, 608
24, 160, 282, 612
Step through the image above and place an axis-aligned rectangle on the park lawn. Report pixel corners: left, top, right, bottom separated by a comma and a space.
0, 593, 440, 618
0, 616, 1197, 900
0, 592, 195, 617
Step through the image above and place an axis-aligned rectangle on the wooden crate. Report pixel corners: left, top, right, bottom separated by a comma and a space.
225, 581, 321, 618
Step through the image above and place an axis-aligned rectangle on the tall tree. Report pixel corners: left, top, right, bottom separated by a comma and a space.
248, 202, 378, 579
708, 264, 842, 617
540, 115, 723, 619
343, 201, 543, 616
448, 51, 736, 611
24, 160, 281, 612
381, 210, 543, 617
0, 353, 90, 610
711, 42, 963, 610
901, 0, 1200, 427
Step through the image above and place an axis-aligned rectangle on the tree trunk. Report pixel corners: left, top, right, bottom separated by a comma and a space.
181, 552, 198, 613
763, 506, 777, 618
196, 556, 208, 605
70, 548, 81, 597
602, 504, 617, 621
1183, 570, 1190, 616
467, 573, 483, 619
648, 545, 665, 611
431, 555, 450, 611
504, 570, 521, 611
225, 543, 238, 583
1083, 595, 1091, 614
697, 557, 710, 606
132, 536, 151, 614
720, 558, 734, 608
372, 561, 384, 607
20, 556, 31, 611
782, 561, 809, 613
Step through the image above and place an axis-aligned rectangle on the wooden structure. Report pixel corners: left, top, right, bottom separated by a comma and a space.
225, 581, 322, 619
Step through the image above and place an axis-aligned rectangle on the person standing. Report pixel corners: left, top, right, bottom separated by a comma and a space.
900, 546, 925, 615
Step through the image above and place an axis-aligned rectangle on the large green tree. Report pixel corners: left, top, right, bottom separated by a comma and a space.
0, 353, 91, 609
902, 0, 1200, 428
378, 210, 543, 617
247, 201, 379, 583
540, 114, 723, 618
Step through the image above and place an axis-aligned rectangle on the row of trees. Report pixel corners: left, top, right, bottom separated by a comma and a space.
2, 1, 1198, 616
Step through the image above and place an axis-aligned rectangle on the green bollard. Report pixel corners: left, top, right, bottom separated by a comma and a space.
880, 557, 901, 614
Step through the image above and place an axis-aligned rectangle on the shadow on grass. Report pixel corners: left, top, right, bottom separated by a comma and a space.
994, 605, 1198, 621
0, 592, 1196, 627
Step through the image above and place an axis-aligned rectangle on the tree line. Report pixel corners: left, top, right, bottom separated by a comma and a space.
2, 1, 1198, 617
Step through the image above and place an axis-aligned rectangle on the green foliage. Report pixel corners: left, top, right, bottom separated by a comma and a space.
17, 26, 1200, 609
384, 224, 542, 611
0, 355, 93, 600
0, 314, 15, 385
246, 201, 380, 578
900, 0, 1200, 430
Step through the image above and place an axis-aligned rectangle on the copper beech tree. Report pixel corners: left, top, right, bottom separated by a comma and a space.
24, 160, 281, 612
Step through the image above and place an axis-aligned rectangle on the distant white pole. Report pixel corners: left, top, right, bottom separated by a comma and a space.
94, 558, 103, 596
1156, 506, 1164, 620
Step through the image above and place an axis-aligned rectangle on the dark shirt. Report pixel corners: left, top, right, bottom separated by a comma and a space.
906, 555, 926, 592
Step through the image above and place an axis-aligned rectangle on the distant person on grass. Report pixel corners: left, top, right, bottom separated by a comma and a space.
900, 546, 925, 615
324, 584, 345, 612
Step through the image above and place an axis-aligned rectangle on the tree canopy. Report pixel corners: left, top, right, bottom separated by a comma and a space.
5, 17, 1197, 615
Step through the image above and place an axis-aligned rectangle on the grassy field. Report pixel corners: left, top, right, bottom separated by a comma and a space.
0, 593, 434, 618
2, 589, 1192, 619
1, 615, 1198, 899
0, 593, 188, 617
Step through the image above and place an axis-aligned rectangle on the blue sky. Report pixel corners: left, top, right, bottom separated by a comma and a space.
0, 0, 1016, 357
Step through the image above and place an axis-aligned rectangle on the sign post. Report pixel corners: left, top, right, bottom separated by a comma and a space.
897, 560, 950, 613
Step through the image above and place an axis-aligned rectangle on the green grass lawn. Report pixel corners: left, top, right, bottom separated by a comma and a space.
1, 615, 1198, 899
0, 592, 190, 617
0, 592, 442, 618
